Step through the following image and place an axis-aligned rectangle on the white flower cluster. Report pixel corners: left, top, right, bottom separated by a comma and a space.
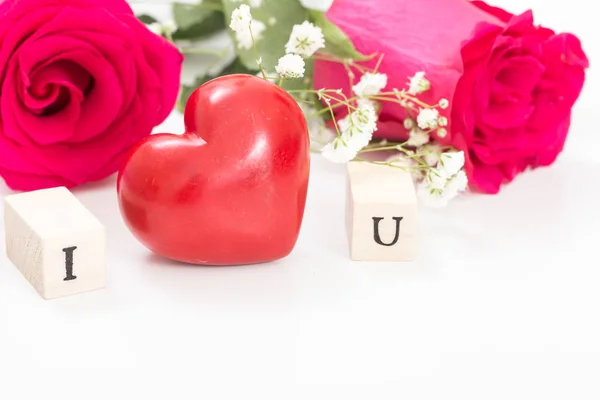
352, 73, 387, 97
285, 21, 326, 57
276, 20, 325, 80
321, 102, 379, 163
229, 4, 266, 50
320, 71, 388, 163
415, 108, 449, 138
229, 4, 252, 32
418, 151, 468, 207
402, 118, 429, 147
275, 54, 305, 79
407, 71, 430, 95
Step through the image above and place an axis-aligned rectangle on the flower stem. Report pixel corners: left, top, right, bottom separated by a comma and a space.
372, 92, 435, 109
327, 105, 342, 137
249, 26, 266, 80
358, 145, 401, 153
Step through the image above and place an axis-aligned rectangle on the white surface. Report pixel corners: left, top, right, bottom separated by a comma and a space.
0, 0, 599, 398
5, 187, 106, 299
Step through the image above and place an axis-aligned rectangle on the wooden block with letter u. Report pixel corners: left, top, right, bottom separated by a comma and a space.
345, 162, 418, 262
4, 187, 106, 299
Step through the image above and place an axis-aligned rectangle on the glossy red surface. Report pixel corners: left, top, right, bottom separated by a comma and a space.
117, 74, 310, 265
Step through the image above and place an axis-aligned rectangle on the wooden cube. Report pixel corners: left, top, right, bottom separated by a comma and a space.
4, 187, 106, 299
345, 162, 418, 262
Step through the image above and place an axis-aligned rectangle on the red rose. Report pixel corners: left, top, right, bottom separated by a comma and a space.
313, 0, 588, 194
0, 0, 183, 191
451, 2, 588, 193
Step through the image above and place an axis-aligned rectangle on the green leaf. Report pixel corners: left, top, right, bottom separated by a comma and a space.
171, 1, 225, 40
177, 57, 259, 112
222, 0, 309, 72
308, 10, 369, 61
172, 13, 225, 40
172, 1, 222, 30
137, 14, 158, 25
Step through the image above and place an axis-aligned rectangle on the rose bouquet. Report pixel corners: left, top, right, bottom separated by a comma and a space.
134, 0, 587, 207
1, 0, 586, 205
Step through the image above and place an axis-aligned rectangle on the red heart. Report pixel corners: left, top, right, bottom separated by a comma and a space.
117, 74, 310, 265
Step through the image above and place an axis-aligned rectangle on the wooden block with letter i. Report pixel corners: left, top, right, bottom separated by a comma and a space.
345, 161, 418, 262
4, 187, 106, 299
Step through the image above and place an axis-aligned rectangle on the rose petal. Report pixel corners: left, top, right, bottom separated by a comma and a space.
450, 21, 504, 149
495, 55, 545, 97
469, 158, 506, 194
470, 1, 514, 24
125, 14, 183, 125
18, 8, 138, 142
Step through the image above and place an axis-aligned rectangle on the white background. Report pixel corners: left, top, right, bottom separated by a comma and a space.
1, 0, 599, 398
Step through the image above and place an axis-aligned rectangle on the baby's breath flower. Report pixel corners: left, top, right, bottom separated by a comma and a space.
420, 170, 467, 207
275, 54, 305, 79
229, 4, 252, 33
417, 108, 439, 130
338, 102, 378, 151
352, 72, 388, 97
343, 103, 378, 136
439, 98, 449, 109
439, 151, 465, 176
425, 168, 448, 190
407, 128, 430, 147
403, 118, 415, 130
438, 116, 448, 127
446, 170, 468, 194
407, 71, 430, 95
418, 151, 468, 207
268, 17, 277, 25
437, 128, 448, 138
422, 143, 442, 166
235, 19, 266, 50
321, 137, 357, 163
285, 21, 325, 57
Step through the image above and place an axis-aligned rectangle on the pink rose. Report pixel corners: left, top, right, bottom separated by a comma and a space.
313, 0, 588, 194
0, 0, 183, 191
